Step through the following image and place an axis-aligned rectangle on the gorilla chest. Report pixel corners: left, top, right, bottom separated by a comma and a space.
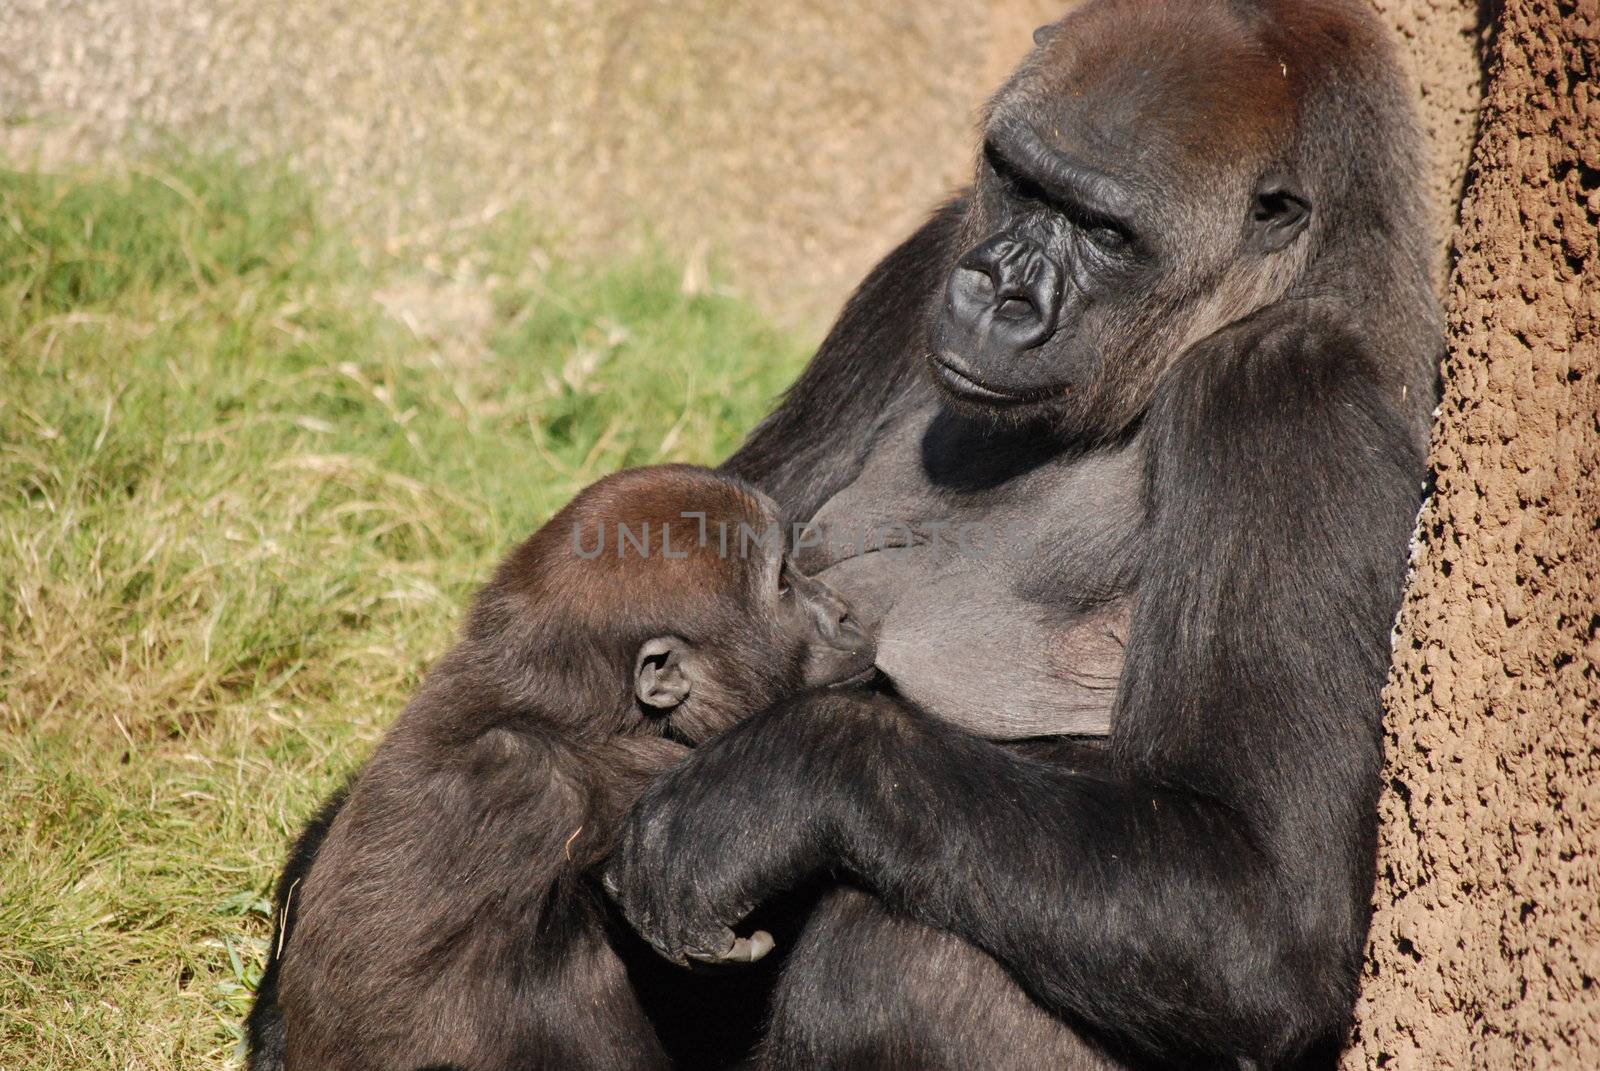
807, 407, 1143, 739
807, 405, 1145, 619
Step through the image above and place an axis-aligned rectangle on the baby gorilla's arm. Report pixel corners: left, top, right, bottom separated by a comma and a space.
590, 736, 692, 825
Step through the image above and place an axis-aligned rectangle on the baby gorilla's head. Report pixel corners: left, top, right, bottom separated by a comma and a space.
471, 465, 874, 741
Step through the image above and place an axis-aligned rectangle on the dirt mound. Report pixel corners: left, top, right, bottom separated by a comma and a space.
1346, 1, 1600, 1065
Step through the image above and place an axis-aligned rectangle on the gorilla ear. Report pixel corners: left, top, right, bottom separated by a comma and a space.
1247, 177, 1312, 253
635, 637, 692, 711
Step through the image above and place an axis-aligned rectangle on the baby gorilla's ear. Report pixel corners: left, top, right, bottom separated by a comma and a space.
634, 637, 692, 711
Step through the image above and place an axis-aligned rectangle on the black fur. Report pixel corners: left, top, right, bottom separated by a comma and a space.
604, 1, 1441, 1068
722, 195, 967, 526
245, 786, 347, 1071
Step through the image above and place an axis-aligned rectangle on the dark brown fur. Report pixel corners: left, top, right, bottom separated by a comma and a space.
764, 888, 1123, 1071
273, 465, 864, 1070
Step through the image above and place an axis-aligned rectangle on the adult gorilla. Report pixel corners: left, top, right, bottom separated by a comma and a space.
602, 0, 1440, 1068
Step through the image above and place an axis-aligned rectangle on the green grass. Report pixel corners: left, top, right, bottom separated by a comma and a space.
0, 154, 807, 1068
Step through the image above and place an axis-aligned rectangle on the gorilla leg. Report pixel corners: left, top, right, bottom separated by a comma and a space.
761, 889, 1122, 1071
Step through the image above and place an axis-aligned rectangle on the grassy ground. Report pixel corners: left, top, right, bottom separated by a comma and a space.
0, 155, 807, 1069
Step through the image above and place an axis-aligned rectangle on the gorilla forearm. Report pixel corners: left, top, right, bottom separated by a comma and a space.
823, 717, 1353, 1061
612, 694, 1352, 1064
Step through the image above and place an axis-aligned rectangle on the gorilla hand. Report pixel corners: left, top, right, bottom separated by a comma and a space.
601, 712, 825, 967
600, 691, 909, 967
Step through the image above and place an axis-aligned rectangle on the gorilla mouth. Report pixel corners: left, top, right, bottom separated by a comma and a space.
928, 354, 1067, 407
834, 662, 882, 689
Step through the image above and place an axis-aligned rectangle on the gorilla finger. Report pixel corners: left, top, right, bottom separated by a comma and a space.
684, 931, 778, 972
730, 929, 776, 963
681, 925, 740, 964
685, 927, 776, 965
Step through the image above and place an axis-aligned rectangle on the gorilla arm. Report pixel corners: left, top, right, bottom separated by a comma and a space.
605, 316, 1425, 1066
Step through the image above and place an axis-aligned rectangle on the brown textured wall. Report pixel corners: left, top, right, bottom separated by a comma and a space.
1346, 1, 1600, 1066
1368, 0, 1489, 285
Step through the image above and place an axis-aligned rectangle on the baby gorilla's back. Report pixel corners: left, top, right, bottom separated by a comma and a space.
279, 710, 685, 1070
261, 464, 874, 1070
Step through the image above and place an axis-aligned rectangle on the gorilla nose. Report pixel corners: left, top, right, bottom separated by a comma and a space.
831, 607, 872, 653
944, 237, 1063, 358
815, 589, 874, 654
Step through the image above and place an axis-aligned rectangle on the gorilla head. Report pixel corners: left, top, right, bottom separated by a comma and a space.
931, 0, 1424, 439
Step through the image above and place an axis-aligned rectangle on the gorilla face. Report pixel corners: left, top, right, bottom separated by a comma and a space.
930, 114, 1160, 420
929, 7, 1314, 438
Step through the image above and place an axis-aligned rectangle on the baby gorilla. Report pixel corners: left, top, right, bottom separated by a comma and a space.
273, 464, 873, 1071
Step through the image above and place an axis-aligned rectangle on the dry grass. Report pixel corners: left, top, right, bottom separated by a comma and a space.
0, 2, 1082, 331
0, 154, 806, 1069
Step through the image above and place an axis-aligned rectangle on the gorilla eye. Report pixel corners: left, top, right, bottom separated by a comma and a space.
1085, 225, 1131, 252
984, 144, 1050, 205
776, 561, 792, 597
